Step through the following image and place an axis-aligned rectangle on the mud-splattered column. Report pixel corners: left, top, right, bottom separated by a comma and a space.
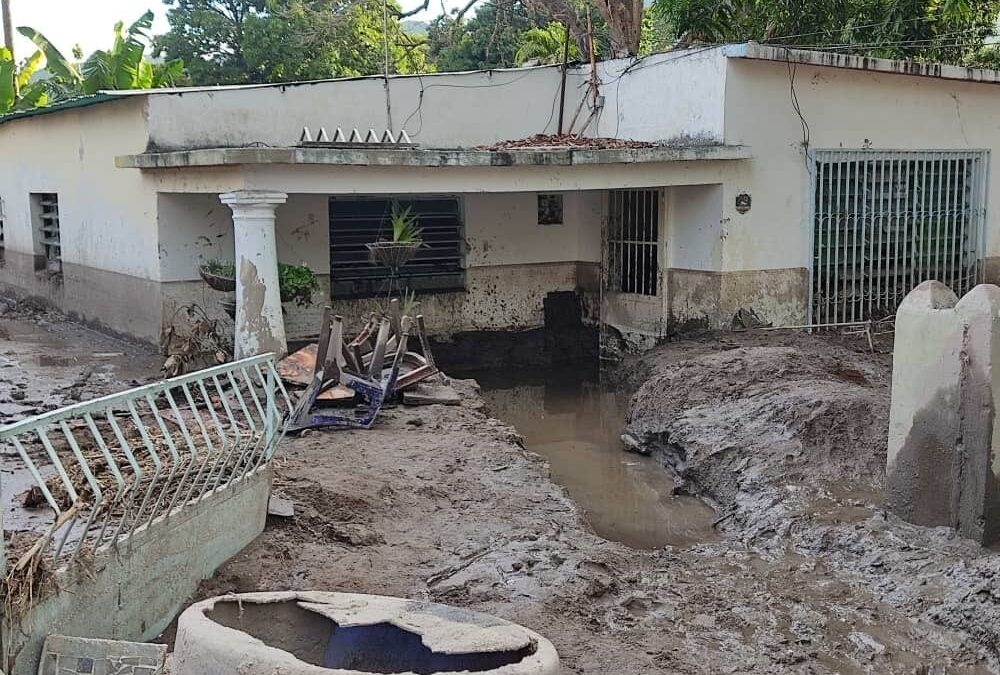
887, 280, 1000, 545
220, 191, 288, 359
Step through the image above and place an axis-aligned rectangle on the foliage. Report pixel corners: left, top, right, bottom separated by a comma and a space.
650, 0, 1000, 64
427, 0, 544, 71
278, 262, 320, 306
156, 0, 428, 86
201, 258, 236, 277
78, 12, 186, 93
201, 258, 319, 306
0, 47, 50, 114
388, 203, 423, 244
3, 12, 187, 116
516, 22, 580, 64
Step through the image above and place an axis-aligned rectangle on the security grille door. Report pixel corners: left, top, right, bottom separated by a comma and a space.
811, 150, 989, 325
329, 197, 465, 297
607, 190, 660, 296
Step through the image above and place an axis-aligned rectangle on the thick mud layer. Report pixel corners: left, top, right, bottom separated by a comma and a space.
1, 306, 996, 673
626, 330, 1000, 671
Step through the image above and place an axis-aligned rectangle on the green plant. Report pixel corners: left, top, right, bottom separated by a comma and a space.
201, 258, 319, 306
388, 203, 423, 245
278, 262, 319, 306
201, 258, 235, 277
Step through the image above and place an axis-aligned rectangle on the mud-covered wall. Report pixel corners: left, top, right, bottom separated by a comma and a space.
722, 57, 1000, 324
0, 98, 164, 339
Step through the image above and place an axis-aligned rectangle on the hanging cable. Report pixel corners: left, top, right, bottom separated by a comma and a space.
383, 0, 394, 132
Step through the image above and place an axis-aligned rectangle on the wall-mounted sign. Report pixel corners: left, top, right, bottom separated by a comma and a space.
736, 193, 752, 214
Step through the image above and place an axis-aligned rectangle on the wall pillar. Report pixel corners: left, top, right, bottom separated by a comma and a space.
220, 191, 288, 359
887, 280, 1000, 544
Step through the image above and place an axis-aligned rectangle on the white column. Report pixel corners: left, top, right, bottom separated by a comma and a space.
220, 191, 288, 360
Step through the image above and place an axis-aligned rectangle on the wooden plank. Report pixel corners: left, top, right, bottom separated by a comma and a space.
368, 318, 392, 379
313, 306, 334, 381
416, 315, 436, 369
389, 299, 402, 339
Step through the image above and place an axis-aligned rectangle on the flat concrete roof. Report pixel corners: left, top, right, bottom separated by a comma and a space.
116, 144, 752, 170
722, 43, 1000, 85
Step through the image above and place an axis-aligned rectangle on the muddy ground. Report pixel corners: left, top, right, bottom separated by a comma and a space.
3, 305, 1000, 673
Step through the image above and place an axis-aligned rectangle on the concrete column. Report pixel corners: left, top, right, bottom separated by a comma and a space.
887, 280, 1000, 545
220, 191, 288, 359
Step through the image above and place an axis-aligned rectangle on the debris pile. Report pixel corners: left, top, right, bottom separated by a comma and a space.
282, 301, 459, 432
479, 134, 654, 151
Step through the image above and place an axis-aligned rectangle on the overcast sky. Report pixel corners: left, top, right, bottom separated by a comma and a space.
4, 0, 454, 61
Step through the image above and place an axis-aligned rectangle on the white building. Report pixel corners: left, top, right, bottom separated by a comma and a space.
0, 44, 997, 350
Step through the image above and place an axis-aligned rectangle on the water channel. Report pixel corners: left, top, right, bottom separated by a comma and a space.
468, 367, 718, 550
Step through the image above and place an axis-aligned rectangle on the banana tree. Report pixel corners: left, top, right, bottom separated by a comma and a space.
14, 11, 185, 104
0, 47, 50, 114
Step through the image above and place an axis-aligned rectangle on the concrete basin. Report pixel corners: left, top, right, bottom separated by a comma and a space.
172, 591, 559, 674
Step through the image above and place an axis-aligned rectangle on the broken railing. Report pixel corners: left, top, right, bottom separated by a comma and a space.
0, 354, 291, 579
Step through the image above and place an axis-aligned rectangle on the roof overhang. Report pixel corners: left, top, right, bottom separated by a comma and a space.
722, 43, 1000, 85
116, 144, 751, 170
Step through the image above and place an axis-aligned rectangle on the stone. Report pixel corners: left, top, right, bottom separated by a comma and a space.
402, 382, 462, 407
267, 495, 295, 518
37, 635, 166, 675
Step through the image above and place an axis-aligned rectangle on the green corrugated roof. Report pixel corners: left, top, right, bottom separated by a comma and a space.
0, 93, 128, 125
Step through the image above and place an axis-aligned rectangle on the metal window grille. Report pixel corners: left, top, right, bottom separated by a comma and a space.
34, 193, 61, 273
0, 355, 291, 578
329, 197, 465, 298
607, 190, 660, 296
810, 150, 990, 326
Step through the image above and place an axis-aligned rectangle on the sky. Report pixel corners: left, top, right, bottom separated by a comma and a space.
4, 0, 458, 61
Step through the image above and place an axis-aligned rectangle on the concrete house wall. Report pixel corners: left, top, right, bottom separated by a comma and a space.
708, 52, 1000, 327
4, 47, 1000, 342
0, 98, 164, 340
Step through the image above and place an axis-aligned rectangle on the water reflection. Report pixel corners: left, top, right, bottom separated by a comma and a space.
472, 369, 717, 550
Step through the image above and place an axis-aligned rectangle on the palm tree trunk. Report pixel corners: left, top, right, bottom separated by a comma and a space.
1, 0, 13, 61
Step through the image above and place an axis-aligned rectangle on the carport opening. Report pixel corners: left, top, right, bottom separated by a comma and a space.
208, 600, 536, 674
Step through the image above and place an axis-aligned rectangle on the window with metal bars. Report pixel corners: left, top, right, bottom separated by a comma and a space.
31, 193, 61, 273
329, 197, 464, 298
811, 150, 989, 326
607, 190, 660, 296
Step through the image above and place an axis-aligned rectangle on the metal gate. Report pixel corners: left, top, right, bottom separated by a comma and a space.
607, 189, 660, 296
810, 150, 990, 325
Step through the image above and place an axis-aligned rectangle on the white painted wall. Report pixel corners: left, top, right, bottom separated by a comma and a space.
723, 57, 1000, 272
144, 67, 573, 151
158, 193, 330, 281
0, 99, 158, 278
464, 191, 602, 267
667, 184, 724, 270
595, 49, 728, 143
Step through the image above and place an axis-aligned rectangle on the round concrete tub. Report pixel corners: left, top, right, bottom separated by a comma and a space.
173, 591, 559, 675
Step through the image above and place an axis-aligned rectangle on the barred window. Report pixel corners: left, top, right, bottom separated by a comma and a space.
31, 193, 61, 273
329, 197, 464, 298
607, 190, 660, 296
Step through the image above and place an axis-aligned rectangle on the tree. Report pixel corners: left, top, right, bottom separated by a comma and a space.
515, 21, 580, 64
650, 0, 1000, 65
0, 47, 48, 113
427, 0, 544, 71
156, 0, 428, 86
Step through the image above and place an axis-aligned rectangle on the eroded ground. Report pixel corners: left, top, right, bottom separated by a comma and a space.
3, 305, 999, 673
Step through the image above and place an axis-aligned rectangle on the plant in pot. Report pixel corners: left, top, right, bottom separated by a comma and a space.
366, 202, 424, 270
200, 258, 319, 318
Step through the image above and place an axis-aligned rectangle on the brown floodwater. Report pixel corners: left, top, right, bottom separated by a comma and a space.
472, 369, 718, 550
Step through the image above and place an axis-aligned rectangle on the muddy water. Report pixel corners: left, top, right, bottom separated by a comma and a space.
471, 369, 718, 550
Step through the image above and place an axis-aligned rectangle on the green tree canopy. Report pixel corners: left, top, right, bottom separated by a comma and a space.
515, 21, 580, 64
427, 0, 544, 71
156, 0, 428, 85
651, 0, 1000, 65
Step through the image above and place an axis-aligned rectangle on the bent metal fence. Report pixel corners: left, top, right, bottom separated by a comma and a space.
0, 354, 291, 583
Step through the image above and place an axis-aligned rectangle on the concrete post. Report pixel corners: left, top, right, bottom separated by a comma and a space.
220, 191, 288, 360
887, 281, 1000, 545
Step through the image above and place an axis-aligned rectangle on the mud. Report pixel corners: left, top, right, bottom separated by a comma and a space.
2, 306, 998, 673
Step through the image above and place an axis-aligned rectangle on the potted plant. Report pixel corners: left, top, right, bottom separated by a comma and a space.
199, 258, 237, 292
278, 262, 320, 306
200, 258, 319, 317
366, 202, 425, 270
